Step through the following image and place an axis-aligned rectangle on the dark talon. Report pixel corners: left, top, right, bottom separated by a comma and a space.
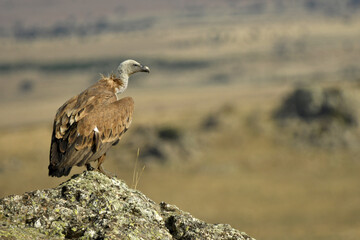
97, 165, 117, 178
86, 163, 94, 171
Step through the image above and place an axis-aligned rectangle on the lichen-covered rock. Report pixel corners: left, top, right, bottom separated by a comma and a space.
0, 171, 255, 240
160, 202, 253, 240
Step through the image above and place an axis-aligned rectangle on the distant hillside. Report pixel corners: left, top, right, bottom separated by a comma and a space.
1, 0, 360, 129
0, 0, 359, 39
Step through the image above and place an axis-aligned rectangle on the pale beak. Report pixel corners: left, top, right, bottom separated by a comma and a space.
141, 65, 150, 73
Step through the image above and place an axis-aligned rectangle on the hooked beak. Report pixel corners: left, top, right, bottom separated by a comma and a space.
141, 65, 150, 73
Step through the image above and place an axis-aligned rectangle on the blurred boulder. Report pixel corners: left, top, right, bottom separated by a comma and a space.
202, 114, 220, 130
201, 103, 238, 131
116, 125, 198, 166
274, 87, 357, 126
273, 86, 359, 148
158, 126, 181, 141
18, 79, 34, 93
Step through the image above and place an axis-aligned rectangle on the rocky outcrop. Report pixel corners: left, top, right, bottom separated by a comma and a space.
0, 171, 255, 240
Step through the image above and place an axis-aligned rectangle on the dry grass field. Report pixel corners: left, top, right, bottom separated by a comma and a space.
1, 1, 360, 239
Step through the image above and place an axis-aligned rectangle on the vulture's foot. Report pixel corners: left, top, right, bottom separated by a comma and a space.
97, 165, 117, 178
95, 153, 116, 177
86, 163, 95, 171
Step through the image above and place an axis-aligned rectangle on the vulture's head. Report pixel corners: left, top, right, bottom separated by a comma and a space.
117, 59, 150, 76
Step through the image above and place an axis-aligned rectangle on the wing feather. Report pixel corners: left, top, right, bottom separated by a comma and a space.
59, 140, 67, 153
79, 96, 134, 144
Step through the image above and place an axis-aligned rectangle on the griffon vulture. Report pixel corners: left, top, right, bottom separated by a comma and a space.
48, 59, 150, 177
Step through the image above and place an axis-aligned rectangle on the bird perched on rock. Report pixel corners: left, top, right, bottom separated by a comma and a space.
48, 60, 150, 177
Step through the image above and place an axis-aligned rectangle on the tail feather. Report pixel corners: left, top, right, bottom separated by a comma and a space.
49, 132, 72, 177
48, 164, 72, 177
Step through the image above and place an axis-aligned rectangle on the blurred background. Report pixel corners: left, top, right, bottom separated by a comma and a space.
1, 0, 360, 239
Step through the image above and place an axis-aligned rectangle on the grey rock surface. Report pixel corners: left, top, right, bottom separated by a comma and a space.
0, 171, 255, 240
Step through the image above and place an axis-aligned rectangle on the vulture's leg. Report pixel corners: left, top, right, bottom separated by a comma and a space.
86, 163, 94, 171
96, 153, 116, 178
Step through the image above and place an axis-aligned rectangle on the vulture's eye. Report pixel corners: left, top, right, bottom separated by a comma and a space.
133, 64, 138, 67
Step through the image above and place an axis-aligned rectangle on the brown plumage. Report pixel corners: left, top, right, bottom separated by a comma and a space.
49, 59, 150, 177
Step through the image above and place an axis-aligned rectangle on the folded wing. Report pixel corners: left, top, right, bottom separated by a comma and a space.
49, 96, 134, 177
